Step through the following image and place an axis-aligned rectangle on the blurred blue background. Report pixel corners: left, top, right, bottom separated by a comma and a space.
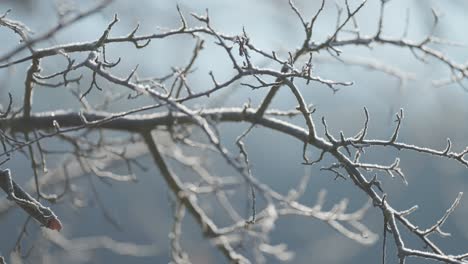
1, 0, 468, 263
